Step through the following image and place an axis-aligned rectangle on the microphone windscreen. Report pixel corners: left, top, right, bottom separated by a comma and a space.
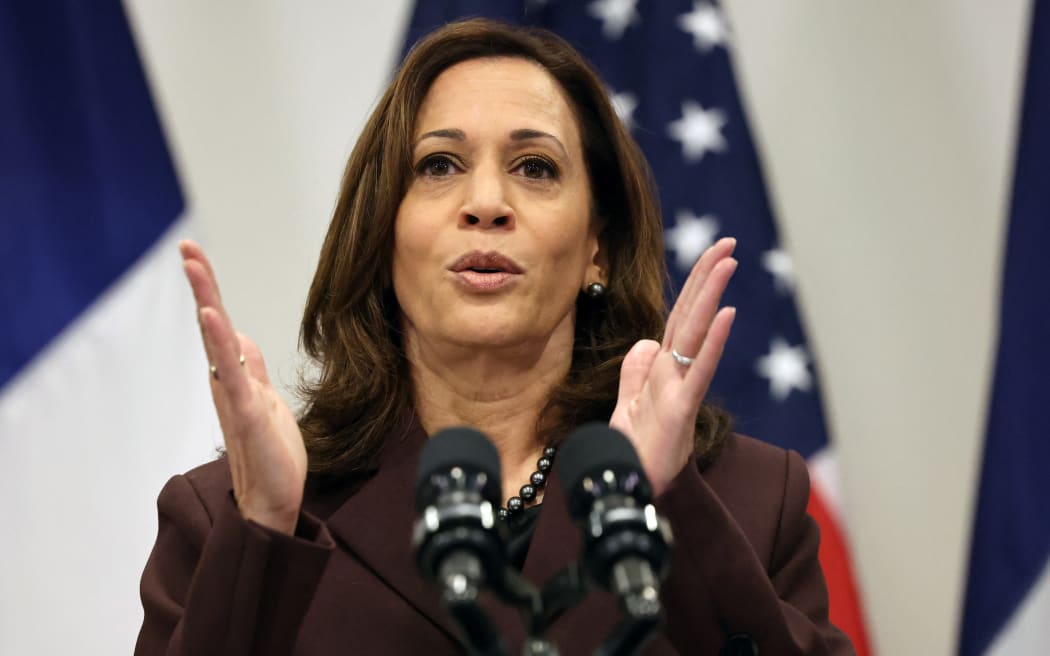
555, 422, 644, 496
415, 427, 502, 510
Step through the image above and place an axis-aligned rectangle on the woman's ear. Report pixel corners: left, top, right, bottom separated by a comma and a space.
585, 222, 610, 289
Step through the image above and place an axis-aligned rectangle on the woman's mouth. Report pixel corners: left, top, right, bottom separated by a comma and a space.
455, 269, 517, 290
448, 251, 524, 292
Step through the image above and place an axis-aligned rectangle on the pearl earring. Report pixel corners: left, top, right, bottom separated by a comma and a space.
585, 282, 606, 298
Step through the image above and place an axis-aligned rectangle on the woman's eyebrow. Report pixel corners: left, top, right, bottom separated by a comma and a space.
414, 127, 568, 158
416, 128, 466, 144
510, 128, 567, 157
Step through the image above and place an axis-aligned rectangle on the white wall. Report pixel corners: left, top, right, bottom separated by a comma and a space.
123, 2, 1033, 653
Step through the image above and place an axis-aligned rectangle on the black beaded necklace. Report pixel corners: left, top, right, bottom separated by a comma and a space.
498, 445, 556, 520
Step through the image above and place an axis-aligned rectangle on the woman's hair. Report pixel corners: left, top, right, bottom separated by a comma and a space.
298, 18, 731, 476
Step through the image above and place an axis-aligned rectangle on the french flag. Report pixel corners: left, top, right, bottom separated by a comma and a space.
0, 3, 217, 653
958, 3, 1050, 654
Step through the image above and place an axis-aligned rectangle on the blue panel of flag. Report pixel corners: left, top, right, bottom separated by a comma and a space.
0, 1, 183, 389
959, 3, 1050, 653
402, 0, 832, 458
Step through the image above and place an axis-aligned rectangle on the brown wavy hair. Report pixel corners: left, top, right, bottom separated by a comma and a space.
298, 18, 731, 476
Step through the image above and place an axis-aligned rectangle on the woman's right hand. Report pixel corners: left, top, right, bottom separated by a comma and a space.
180, 240, 307, 536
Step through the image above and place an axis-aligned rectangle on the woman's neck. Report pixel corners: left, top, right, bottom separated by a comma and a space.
405, 321, 573, 503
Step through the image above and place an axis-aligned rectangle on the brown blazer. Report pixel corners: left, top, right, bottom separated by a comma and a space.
135, 420, 854, 655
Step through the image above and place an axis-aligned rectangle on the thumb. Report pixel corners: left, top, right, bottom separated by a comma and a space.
617, 339, 661, 404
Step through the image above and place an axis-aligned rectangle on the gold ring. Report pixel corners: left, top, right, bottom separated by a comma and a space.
211, 356, 244, 380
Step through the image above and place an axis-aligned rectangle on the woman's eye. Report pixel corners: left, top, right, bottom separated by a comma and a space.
517, 157, 558, 180
417, 155, 459, 177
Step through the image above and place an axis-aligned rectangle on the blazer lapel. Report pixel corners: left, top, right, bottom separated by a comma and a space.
320, 419, 533, 650
323, 420, 462, 642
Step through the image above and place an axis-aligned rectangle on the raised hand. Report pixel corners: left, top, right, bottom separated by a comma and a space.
610, 237, 738, 496
180, 240, 307, 535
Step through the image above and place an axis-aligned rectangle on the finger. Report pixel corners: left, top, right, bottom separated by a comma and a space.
180, 247, 243, 380
237, 332, 272, 387
182, 258, 222, 313
180, 242, 228, 315
667, 238, 735, 337
183, 261, 239, 408
179, 240, 222, 301
617, 339, 661, 403
670, 256, 737, 359
683, 306, 736, 398
200, 306, 252, 407
669, 237, 735, 327
664, 237, 736, 349
180, 260, 221, 387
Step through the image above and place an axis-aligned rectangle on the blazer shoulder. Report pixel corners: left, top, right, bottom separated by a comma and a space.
704, 433, 803, 480
700, 434, 810, 569
160, 456, 233, 525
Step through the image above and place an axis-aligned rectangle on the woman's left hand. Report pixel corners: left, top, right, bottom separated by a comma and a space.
610, 237, 738, 496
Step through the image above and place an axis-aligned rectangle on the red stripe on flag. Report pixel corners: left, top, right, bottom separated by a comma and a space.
807, 483, 873, 654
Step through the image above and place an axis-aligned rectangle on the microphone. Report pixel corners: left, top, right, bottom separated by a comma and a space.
413, 427, 508, 656
556, 423, 673, 655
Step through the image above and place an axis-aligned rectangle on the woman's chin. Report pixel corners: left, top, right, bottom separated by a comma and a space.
406, 305, 573, 354
431, 317, 552, 352
446, 327, 533, 350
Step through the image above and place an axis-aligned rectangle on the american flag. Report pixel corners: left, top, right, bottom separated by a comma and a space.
403, 1, 872, 652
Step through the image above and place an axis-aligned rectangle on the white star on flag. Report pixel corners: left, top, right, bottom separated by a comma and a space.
587, 0, 640, 40
676, 1, 731, 52
755, 337, 813, 401
762, 248, 796, 293
665, 210, 720, 271
610, 89, 638, 131
668, 100, 728, 163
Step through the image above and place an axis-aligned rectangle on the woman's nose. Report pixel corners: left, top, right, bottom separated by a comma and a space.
460, 166, 515, 229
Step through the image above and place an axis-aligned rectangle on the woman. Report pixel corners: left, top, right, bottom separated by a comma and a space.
136, 18, 853, 655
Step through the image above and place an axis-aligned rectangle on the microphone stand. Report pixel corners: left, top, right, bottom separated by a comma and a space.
594, 615, 661, 656
535, 559, 662, 656
437, 550, 508, 656
593, 556, 663, 656
495, 568, 561, 655
552, 420, 674, 656
419, 513, 562, 655
428, 521, 663, 656
414, 425, 673, 656
537, 563, 590, 630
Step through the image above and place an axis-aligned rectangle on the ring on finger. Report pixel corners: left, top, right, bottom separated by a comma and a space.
670, 348, 695, 367
209, 355, 245, 381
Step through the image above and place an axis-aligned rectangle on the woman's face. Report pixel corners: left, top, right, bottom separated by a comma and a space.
393, 57, 603, 351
